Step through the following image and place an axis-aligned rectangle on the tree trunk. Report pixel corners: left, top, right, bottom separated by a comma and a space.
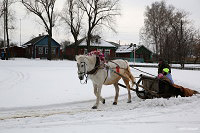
47, 27, 52, 60
86, 32, 92, 53
47, 33, 52, 60
74, 39, 79, 58
5, 0, 9, 59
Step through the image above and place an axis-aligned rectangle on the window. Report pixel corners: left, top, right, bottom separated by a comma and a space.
38, 47, 43, 54
51, 48, 56, 55
45, 48, 48, 54
105, 49, 110, 57
97, 49, 103, 53
84, 49, 88, 54
45, 48, 56, 55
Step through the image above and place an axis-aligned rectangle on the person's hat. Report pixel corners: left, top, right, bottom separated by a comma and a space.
163, 68, 169, 73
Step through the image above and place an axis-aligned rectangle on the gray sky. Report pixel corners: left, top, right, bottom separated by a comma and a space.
1, 0, 200, 45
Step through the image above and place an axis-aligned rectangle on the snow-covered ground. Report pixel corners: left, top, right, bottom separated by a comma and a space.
0, 58, 200, 133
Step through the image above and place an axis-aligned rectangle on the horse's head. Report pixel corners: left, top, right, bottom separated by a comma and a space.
76, 55, 86, 80
76, 55, 96, 81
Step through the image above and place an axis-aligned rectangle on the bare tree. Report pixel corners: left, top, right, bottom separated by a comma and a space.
78, 0, 120, 52
191, 31, 200, 63
0, 0, 16, 59
21, 0, 57, 60
0, 1, 4, 17
141, 0, 197, 67
143, 1, 173, 58
60, 0, 84, 57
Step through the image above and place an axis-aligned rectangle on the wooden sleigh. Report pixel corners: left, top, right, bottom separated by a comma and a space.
118, 74, 199, 99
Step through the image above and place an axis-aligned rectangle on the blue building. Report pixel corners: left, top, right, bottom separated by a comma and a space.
23, 35, 61, 59
116, 44, 153, 62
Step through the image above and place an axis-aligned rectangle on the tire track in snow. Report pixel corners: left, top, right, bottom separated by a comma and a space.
0, 68, 29, 90
0, 94, 199, 121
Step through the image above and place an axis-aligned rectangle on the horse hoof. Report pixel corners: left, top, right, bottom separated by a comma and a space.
92, 106, 97, 109
127, 101, 132, 103
113, 102, 117, 105
102, 99, 105, 104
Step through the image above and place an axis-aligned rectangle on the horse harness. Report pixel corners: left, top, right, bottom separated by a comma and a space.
79, 56, 127, 84
87, 56, 101, 75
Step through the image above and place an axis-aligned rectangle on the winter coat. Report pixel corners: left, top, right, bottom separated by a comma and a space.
166, 73, 174, 84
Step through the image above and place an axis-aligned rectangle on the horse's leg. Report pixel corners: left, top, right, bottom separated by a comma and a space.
122, 78, 132, 103
93, 83, 105, 104
92, 84, 103, 109
113, 82, 120, 105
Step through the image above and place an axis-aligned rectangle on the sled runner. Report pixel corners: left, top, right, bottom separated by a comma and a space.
134, 74, 161, 99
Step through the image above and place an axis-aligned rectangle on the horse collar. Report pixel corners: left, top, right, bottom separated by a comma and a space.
87, 56, 100, 75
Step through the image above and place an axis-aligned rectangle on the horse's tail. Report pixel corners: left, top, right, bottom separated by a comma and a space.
125, 61, 135, 87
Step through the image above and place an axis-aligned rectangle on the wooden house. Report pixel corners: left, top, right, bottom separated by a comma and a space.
0, 45, 25, 58
9, 45, 26, 57
116, 44, 153, 62
65, 36, 116, 60
23, 35, 61, 59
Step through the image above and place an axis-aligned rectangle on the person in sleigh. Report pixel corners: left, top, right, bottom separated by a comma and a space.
158, 68, 199, 98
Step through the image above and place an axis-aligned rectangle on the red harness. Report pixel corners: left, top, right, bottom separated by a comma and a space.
116, 66, 120, 73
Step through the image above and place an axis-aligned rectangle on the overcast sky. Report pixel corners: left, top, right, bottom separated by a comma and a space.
1, 0, 200, 45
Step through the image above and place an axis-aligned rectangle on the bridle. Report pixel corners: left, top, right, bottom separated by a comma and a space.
77, 62, 87, 75
77, 56, 102, 84
77, 61, 88, 84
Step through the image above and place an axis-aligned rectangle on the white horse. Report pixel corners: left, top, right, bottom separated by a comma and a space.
76, 55, 135, 109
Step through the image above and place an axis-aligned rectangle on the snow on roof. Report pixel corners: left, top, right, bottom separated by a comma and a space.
116, 45, 141, 53
79, 39, 116, 48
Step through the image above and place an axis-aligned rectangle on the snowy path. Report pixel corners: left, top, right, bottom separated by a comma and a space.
0, 94, 200, 133
0, 59, 200, 133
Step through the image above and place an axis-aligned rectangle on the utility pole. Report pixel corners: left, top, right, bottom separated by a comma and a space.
130, 43, 136, 65
3, 0, 6, 54
133, 44, 136, 65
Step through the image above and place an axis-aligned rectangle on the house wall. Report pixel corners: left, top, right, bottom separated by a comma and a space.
25, 46, 33, 58
1, 46, 26, 58
24, 46, 60, 59
116, 53, 130, 58
116, 46, 152, 62
10, 46, 26, 57
23, 36, 61, 59
136, 46, 152, 61
65, 47, 116, 60
35, 46, 60, 59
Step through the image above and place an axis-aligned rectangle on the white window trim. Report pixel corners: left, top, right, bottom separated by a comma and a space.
45, 48, 48, 54
84, 49, 88, 54
45, 47, 57, 55
105, 49, 110, 56
38, 47, 43, 55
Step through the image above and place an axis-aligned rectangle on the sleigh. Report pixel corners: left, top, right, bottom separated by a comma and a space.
118, 74, 160, 99
134, 74, 160, 99
118, 74, 198, 99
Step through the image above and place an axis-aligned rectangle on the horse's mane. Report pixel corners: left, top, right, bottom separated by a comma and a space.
76, 55, 96, 65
